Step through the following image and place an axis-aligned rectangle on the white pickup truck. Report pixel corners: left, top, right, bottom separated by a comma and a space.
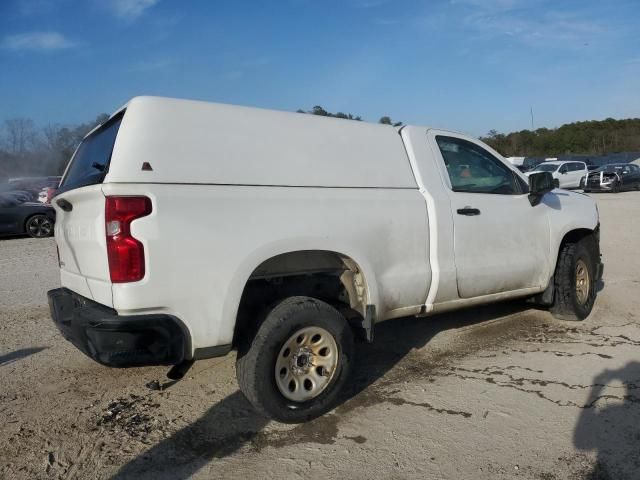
48, 96, 603, 422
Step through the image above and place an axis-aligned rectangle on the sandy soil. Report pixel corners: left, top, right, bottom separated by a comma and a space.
1, 192, 639, 480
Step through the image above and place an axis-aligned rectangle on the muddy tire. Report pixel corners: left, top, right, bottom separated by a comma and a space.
550, 239, 597, 321
236, 296, 354, 423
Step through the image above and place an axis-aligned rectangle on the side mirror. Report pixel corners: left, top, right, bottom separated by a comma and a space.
528, 172, 554, 206
559, 166, 568, 174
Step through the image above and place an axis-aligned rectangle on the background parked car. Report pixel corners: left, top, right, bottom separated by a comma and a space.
38, 186, 59, 204
525, 161, 588, 189
8, 176, 61, 195
0, 181, 57, 238
0, 199, 55, 238
583, 163, 640, 193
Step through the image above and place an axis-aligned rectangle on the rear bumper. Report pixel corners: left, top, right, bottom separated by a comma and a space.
47, 287, 190, 367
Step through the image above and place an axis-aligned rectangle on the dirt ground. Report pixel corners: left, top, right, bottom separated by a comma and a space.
1, 192, 639, 480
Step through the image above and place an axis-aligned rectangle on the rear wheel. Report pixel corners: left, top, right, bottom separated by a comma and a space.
550, 238, 597, 321
236, 296, 354, 423
25, 215, 53, 238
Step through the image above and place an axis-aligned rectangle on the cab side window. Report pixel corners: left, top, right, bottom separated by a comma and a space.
435, 136, 523, 195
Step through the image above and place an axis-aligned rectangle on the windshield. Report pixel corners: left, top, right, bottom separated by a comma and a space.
58, 112, 124, 194
535, 164, 559, 172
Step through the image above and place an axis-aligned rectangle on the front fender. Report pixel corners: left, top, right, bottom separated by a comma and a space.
545, 190, 599, 275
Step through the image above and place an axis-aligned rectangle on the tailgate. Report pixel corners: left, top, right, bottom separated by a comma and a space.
52, 112, 124, 307
54, 186, 113, 306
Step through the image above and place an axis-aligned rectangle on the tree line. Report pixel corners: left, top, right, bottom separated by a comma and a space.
297, 105, 403, 126
0, 114, 108, 180
481, 118, 640, 157
0, 106, 402, 180
2, 106, 638, 181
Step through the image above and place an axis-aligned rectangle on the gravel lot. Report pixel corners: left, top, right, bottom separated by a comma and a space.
1, 192, 639, 480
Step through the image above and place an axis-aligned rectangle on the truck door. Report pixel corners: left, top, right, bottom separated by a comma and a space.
428, 132, 550, 299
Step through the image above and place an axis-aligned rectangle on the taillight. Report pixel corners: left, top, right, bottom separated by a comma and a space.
105, 196, 152, 283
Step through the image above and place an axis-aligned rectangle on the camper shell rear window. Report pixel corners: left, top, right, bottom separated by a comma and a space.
58, 111, 124, 194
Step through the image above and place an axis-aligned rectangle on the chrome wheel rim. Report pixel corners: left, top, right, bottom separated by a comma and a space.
575, 259, 591, 305
28, 216, 52, 237
275, 326, 339, 402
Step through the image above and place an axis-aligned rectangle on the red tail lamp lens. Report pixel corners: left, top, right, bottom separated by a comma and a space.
105, 196, 152, 283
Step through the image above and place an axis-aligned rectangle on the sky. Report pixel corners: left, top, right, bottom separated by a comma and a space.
0, 0, 639, 137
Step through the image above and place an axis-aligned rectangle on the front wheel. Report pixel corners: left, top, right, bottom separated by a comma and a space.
553, 179, 560, 188
550, 238, 597, 321
236, 296, 354, 423
25, 214, 53, 238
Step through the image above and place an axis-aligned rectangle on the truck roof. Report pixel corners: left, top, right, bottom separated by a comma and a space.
105, 96, 418, 189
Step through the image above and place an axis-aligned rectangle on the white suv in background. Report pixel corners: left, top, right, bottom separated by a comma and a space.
526, 161, 588, 189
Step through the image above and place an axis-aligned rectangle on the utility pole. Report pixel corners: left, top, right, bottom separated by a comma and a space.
530, 106, 534, 131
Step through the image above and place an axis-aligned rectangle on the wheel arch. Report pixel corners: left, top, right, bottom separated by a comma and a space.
552, 226, 600, 278
226, 248, 378, 348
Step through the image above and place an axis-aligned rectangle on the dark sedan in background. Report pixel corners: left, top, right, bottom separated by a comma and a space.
0, 180, 57, 238
0, 199, 55, 238
583, 163, 640, 193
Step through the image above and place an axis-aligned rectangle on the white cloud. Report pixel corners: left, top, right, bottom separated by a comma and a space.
109, 0, 160, 19
447, 1, 605, 49
239, 56, 271, 68
373, 17, 400, 25
464, 11, 603, 48
224, 70, 244, 80
16, 0, 56, 16
131, 57, 174, 72
450, 0, 522, 11
351, 0, 391, 8
1, 32, 76, 52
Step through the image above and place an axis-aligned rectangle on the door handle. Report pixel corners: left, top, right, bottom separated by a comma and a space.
56, 199, 73, 212
457, 207, 480, 216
